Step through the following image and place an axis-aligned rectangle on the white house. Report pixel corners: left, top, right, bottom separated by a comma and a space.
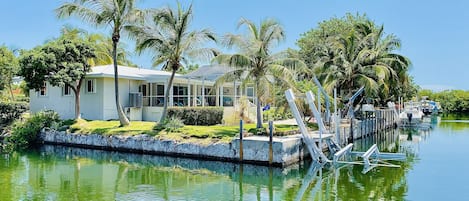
30, 65, 256, 122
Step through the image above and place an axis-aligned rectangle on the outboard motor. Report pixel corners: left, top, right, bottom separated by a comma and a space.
407, 113, 413, 124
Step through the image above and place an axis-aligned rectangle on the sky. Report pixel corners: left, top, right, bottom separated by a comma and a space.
1, 0, 469, 91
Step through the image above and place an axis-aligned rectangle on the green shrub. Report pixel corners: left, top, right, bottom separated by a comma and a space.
262, 108, 293, 121
167, 107, 223, 125
163, 117, 185, 132
0, 102, 29, 125
5, 110, 60, 150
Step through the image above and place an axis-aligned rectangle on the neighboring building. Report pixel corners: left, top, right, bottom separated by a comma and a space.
30, 65, 256, 121
12, 76, 23, 85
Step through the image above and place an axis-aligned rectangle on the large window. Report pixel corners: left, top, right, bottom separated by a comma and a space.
141, 83, 165, 107
173, 85, 188, 106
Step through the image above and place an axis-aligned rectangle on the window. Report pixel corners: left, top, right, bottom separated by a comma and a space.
246, 87, 254, 97
197, 86, 216, 106
39, 82, 47, 96
86, 79, 96, 93
63, 84, 72, 96
173, 85, 188, 106
142, 83, 165, 107
139, 84, 149, 106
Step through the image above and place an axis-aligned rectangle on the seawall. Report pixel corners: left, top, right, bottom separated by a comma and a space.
39, 130, 309, 167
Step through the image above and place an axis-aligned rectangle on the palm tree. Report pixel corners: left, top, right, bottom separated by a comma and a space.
126, 3, 217, 124
315, 21, 410, 105
60, 26, 135, 66
56, 0, 145, 126
214, 18, 306, 128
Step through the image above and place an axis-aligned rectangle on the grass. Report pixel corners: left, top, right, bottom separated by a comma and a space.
69, 119, 156, 136
68, 120, 309, 145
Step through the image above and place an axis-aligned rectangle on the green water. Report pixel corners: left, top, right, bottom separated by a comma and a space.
1, 116, 469, 201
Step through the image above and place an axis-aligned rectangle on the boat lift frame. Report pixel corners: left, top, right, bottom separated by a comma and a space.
285, 88, 406, 174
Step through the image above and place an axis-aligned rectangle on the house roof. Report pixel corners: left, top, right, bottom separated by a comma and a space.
184, 65, 233, 81
87, 65, 182, 80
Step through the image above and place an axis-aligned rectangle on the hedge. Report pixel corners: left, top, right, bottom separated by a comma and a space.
0, 102, 29, 125
167, 107, 223, 125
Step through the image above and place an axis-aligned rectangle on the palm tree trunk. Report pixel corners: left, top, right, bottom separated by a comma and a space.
112, 38, 130, 126
159, 69, 176, 125
256, 82, 262, 128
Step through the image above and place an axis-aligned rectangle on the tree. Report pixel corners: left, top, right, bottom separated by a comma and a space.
297, 13, 413, 105
127, 3, 217, 124
56, 0, 146, 126
18, 37, 96, 119
60, 26, 136, 67
0, 46, 19, 101
214, 18, 306, 128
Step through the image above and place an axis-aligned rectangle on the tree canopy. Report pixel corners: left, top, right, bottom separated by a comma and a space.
19, 36, 96, 119
297, 13, 416, 105
0, 46, 18, 100
214, 18, 306, 128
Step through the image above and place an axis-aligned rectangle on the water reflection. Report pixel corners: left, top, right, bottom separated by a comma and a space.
0, 126, 429, 201
288, 128, 422, 201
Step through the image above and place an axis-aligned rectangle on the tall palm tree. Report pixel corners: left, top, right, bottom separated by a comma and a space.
126, 3, 217, 124
214, 18, 306, 128
56, 0, 145, 126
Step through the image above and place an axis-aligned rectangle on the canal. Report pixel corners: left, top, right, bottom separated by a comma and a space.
1, 115, 468, 201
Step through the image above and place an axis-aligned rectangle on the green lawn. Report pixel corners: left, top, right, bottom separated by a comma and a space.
68, 119, 309, 145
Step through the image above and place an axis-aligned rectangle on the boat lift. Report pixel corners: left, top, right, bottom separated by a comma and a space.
285, 89, 406, 174
312, 75, 331, 124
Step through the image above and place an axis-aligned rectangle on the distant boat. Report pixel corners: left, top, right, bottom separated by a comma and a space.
399, 101, 424, 125
420, 100, 439, 115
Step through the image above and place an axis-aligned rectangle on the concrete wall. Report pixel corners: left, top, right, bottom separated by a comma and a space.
39, 130, 308, 167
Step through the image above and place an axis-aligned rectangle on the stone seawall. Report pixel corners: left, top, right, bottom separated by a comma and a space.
39, 130, 308, 167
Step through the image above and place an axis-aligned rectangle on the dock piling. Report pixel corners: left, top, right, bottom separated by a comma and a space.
239, 120, 244, 162
268, 121, 273, 165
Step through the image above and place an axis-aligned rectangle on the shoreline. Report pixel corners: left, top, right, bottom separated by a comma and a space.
39, 130, 308, 167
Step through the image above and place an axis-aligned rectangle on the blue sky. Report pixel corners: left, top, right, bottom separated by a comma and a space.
1, 0, 468, 91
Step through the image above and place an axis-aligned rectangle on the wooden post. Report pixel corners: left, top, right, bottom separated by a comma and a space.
268, 121, 273, 165
239, 120, 244, 162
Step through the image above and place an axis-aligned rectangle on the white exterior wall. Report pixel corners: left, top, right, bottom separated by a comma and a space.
29, 83, 76, 119
80, 78, 104, 120
102, 78, 140, 120
30, 79, 105, 120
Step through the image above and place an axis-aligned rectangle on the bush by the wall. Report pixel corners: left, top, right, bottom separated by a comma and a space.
168, 107, 223, 125
0, 102, 29, 125
5, 110, 60, 150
